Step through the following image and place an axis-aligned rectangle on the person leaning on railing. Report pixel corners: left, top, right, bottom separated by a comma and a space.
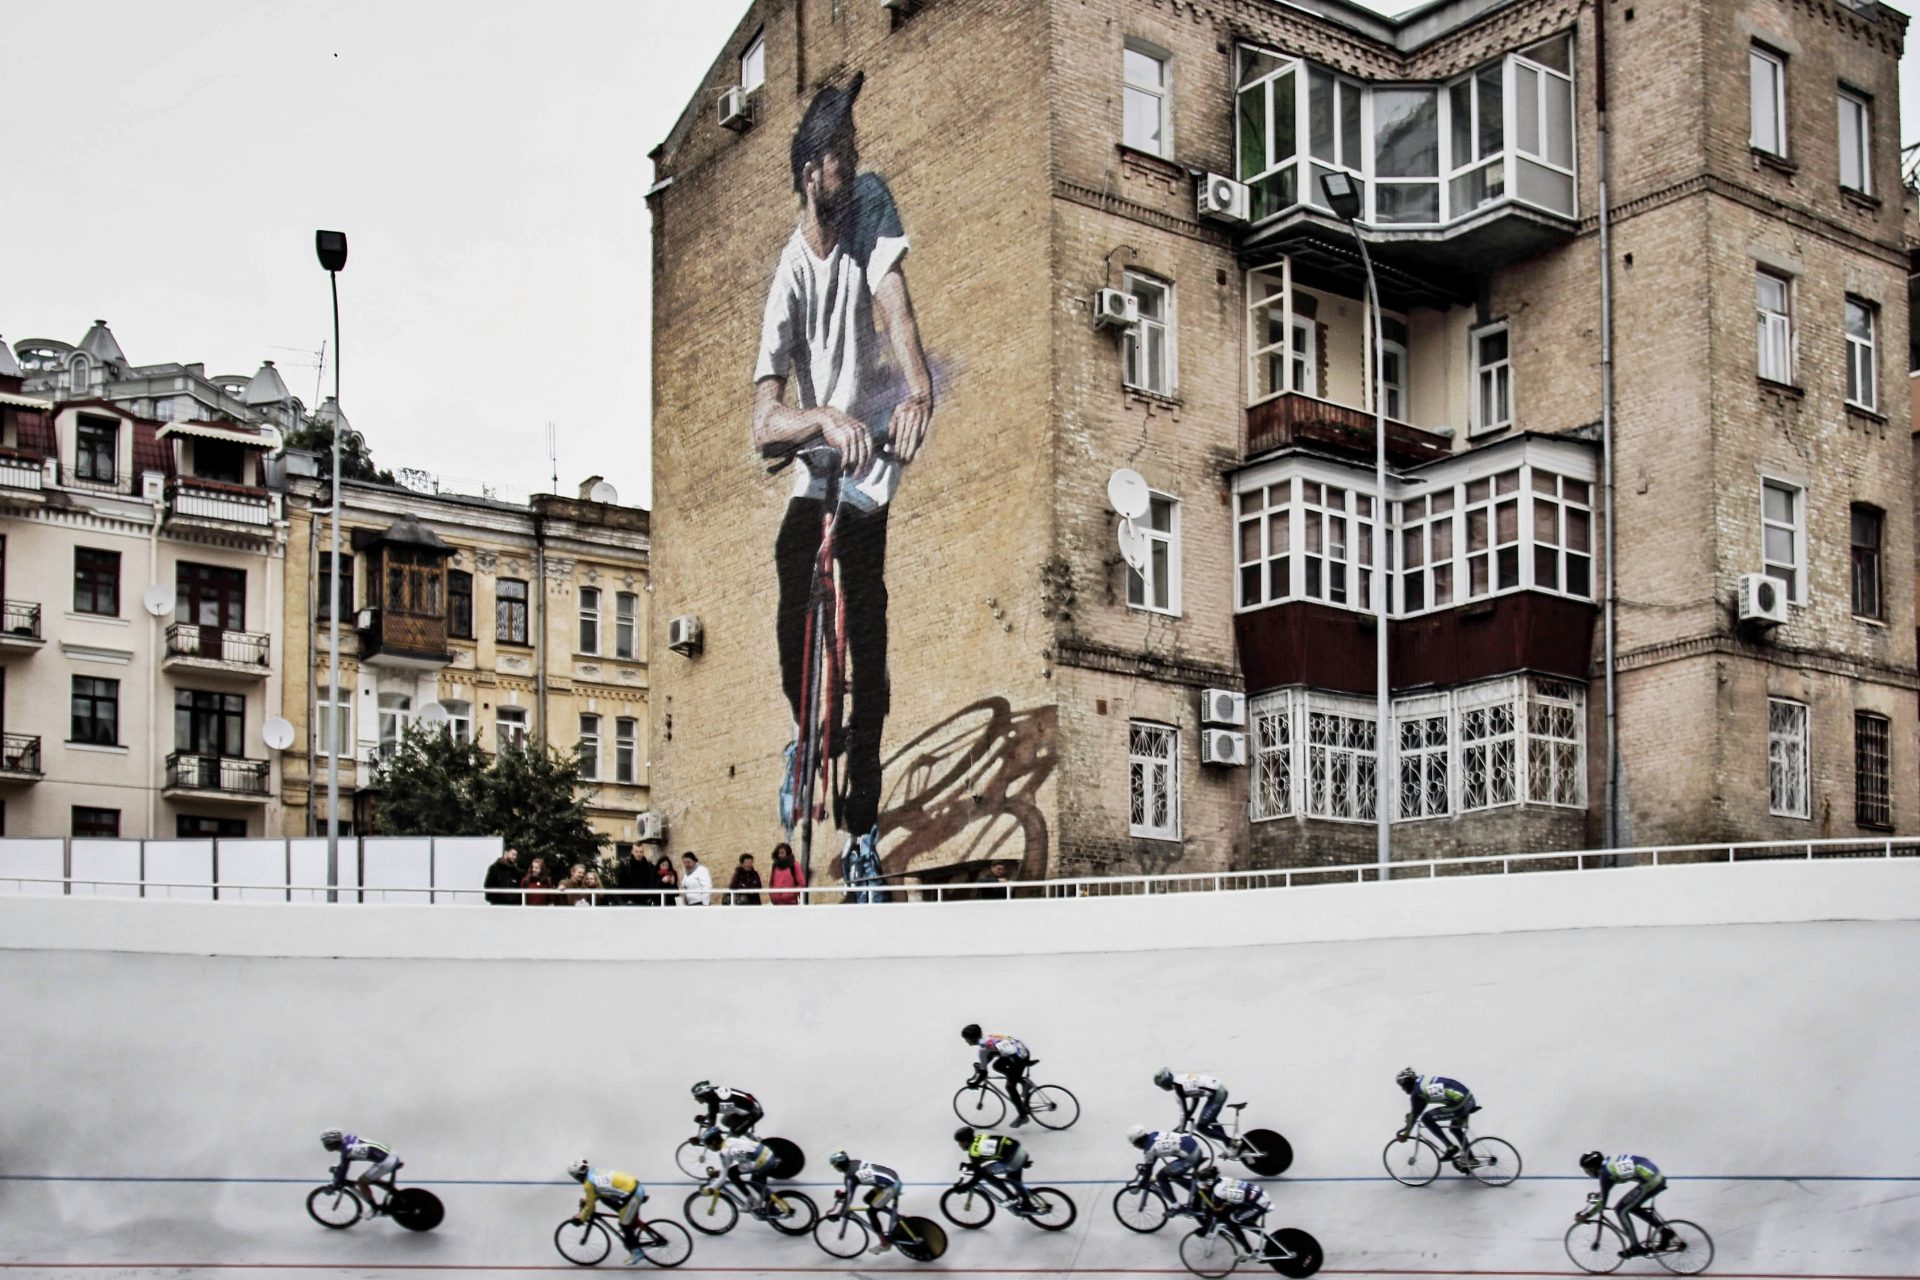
520, 856, 556, 907
483, 846, 522, 905
767, 843, 806, 904
729, 853, 764, 905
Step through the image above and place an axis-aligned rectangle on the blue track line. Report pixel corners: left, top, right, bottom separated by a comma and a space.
4, 1172, 1918, 1185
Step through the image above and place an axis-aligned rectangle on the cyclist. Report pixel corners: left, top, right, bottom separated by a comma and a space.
567, 1157, 650, 1267
1191, 1165, 1273, 1260
1127, 1124, 1209, 1209
703, 1126, 780, 1218
1579, 1151, 1672, 1257
828, 1149, 903, 1255
962, 1024, 1035, 1127
1396, 1067, 1478, 1163
692, 1081, 764, 1137
1154, 1068, 1232, 1145
954, 1126, 1038, 1214
320, 1129, 398, 1214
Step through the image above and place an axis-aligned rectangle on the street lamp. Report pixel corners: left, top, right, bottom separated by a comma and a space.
315, 230, 347, 901
1317, 173, 1391, 879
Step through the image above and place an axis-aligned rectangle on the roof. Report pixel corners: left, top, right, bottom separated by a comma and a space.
375, 515, 451, 553
0, 338, 18, 379
0, 390, 55, 410
58, 399, 174, 478
243, 360, 292, 407
77, 320, 127, 367
313, 395, 352, 437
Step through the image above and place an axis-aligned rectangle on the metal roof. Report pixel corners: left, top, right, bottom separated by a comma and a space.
158, 420, 274, 448
243, 360, 292, 407
77, 320, 127, 367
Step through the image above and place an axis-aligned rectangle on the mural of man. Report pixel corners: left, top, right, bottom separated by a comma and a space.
751, 70, 934, 876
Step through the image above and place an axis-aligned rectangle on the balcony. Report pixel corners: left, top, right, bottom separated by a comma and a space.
162, 622, 270, 679
163, 751, 271, 803
57, 462, 125, 495
165, 478, 280, 538
1247, 393, 1453, 468
356, 607, 451, 669
0, 601, 45, 652
0, 734, 43, 783
0, 448, 47, 506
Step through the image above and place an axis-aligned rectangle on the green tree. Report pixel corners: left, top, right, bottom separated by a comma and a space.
283, 417, 394, 484
368, 724, 490, 837
480, 741, 608, 875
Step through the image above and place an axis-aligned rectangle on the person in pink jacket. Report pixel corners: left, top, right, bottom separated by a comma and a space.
767, 842, 807, 905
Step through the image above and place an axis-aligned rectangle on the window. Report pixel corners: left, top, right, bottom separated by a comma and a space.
578, 713, 601, 780
1838, 88, 1872, 193
72, 806, 120, 838
73, 547, 120, 616
1526, 678, 1585, 807
1447, 63, 1506, 215
1123, 272, 1174, 396
579, 587, 601, 654
377, 694, 412, 754
1378, 337, 1408, 420
1750, 45, 1787, 156
176, 561, 246, 632
317, 552, 354, 623
71, 676, 119, 746
1530, 471, 1593, 598
76, 417, 117, 482
1850, 504, 1883, 620
193, 439, 245, 484
1236, 48, 1300, 221
316, 690, 352, 758
1125, 494, 1181, 615
1845, 297, 1876, 410
496, 705, 528, 753
1768, 697, 1810, 818
1250, 691, 1294, 819
1398, 490, 1455, 614
1511, 36, 1575, 215
497, 578, 529, 644
177, 815, 247, 839
1123, 44, 1170, 156
1855, 711, 1891, 827
383, 548, 443, 616
447, 570, 473, 639
176, 690, 244, 757
616, 717, 638, 784
615, 592, 638, 659
1761, 479, 1804, 603
1304, 65, 1364, 216
69, 356, 90, 395
1755, 270, 1792, 383
1396, 696, 1451, 820
1472, 324, 1512, 434
443, 699, 472, 746
1236, 480, 1291, 609
1300, 482, 1358, 607
1458, 685, 1519, 811
740, 29, 765, 94
1372, 86, 1441, 224
1463, 470, 1522, 599
1128, 721, 1178, 839
1305, 696, 1377, 821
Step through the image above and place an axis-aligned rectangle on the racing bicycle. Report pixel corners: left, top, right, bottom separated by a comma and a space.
553, 1201, 694, 1268
952, 1063, 1080, 1130
1381, 1126, 1523, 1187
306, 1163, 444, 1232
1179, 1219, 1324, 1278
1112, 1161, 1196, 1234
813, 1191, 949, 1261
774, 443, 849, 886
672, 1129, 805, 1180
939, 1165, 1077, 1231
682, 1169, 817, 1237
1565, 1195, 1713, 1275
1177, 1101, 1293, 1177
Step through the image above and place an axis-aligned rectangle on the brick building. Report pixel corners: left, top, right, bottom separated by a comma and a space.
648, 0, 1913, 886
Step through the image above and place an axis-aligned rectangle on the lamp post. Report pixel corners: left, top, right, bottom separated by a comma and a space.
315, 230, 348, 902
1317, 173, 1391, 879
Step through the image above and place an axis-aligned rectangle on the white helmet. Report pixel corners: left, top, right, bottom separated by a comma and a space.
320, 1129, 344, 1151
1126, 1124, 1152, 1148
568, 1158, 590, 1181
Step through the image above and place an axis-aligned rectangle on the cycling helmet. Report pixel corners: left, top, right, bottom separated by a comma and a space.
320, 1129, 344, 1151
1152, 1067, 1175, 1090
700, 1126, 726, 1151
1126, 1124, 1152, 1149
1195, 1165, 1221, 1184
828, 1149, 851, 1171
961, 1024, 983, 1045
690, 1079, 715, 1099
1579, 1151, 1605, 1175
954, 1126, 977, 1149
568, 1158, 590, 1181
1396, 1067, 1418, 1092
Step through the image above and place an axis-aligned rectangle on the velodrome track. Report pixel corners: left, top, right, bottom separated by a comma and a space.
3, 859, 1918, 1279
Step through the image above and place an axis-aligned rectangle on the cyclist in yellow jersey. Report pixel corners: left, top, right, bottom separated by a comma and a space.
954, 1126, 1037, 1212
568, 1158, 649, 1267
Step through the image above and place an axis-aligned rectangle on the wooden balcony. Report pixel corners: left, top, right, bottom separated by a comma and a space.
1245, 392, 1454, 469
356, 607, 451, 669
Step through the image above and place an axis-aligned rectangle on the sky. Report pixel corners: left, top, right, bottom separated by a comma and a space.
1, 0, 1915, 510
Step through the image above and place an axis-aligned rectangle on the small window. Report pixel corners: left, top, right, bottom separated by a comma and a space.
1378, 338, 1408, 421
578, 713, 601, 781
1123, 44, 1170, 157
194, 438, 245, 484
75, 417, 117, 483
1125, 494, 1181, 615
443, 699, 473, 746
1855, 711, 1891, 827
72, 806, 120, 838
175, 689, 244, 758
616, 716, 638, 784
1123, 271, 1174, 397
316, 691, 352, 758
1755, 269, 1792, 384
1837, 88, 1871, 194
1472, 323, 1513, 434
1761, 479, 1804, 603
69, 356, 91, 395
496, 705, 529, 754
579, 586, 601, 654
74, 547, 120, 616
1768, 697, 1809, 819
1750, 45, 1787, 157
177, 814, 248, 839
447, 569, 474, 639
377, 694, 412, 753
1845, 297, 1876, 411
740, 29, 765, 94
497, 578, 529, 644
615, 592, 639, 659
71, 676, 120, 746
1850, 504, 1883, 620
1128, 721, 1179, 840
317, 552, 354, 623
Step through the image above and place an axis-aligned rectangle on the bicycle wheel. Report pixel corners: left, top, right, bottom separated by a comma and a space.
673, 1140, 707, 1180
637, 1219, 694, 1269
766, 1189, 818, 1235
1023, 1187, 1078, 1232
1266, 1227, 1324, 1278
953, 1082, 1008, 1128
940, 1183, 996, 1228
1564, 1219, 1628, 1274
1464, 1137, 1522, 1188
389, 1188, 444, 1231
554, 1216, 613, 1266
1028, 1084, 1080, 1130
1382, 1136, 1441, 1187
813, 1210, 871, 1259
763, 1136, 805, 1179
1651, 1220, 1714, 1276
895, 1216, 947, 1261
683, 1189, 739, 1235
1239, 1129, 1293, 1177
1113, 1182, 1172, 1233
306, 1184, 363, 1229
1179, 1227, 1239, 1278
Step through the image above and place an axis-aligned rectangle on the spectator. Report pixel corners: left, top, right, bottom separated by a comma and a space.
520, 855, 556, 907
560, 863, 592, 907
484, 846, 522, 905
655, 854, 680, 904
729, 853, 764, 905
615, 847, 658, 906
768, 843, 806, 905
982, 860, 1013, 901
681, 852, 713, 907
577, 869, 603, 907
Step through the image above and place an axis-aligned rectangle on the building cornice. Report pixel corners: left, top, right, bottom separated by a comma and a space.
1054, 635, 1241, 689
1613, 631, 1920, 690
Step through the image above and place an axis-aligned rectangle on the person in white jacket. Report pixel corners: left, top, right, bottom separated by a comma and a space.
680, 852, 713, 906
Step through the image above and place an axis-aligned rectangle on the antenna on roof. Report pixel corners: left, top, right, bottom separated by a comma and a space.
546, 422, 559, 495
311, 339, 328, 410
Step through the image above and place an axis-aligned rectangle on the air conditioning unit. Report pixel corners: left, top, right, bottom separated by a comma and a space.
1200, 688, 1246, 727
718, 85, 753, 132
635, 812, 667, 844
1200, 729, 1248, 768
667, 614, 704, 655
1738, 573, 1790, 628
1092, 287, 1140, 330
1197, 173, 1250, 225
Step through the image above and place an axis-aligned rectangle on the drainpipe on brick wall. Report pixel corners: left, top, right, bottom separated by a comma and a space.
1597, 0, 1622, 850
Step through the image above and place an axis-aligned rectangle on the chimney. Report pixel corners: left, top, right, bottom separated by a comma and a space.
578, 474, 605, 500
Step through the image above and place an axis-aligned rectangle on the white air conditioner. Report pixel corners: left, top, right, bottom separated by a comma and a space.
1738, 573, 1790, 627
718, 85, 753, 132
1197, 173, 1250, 225
1200, 688, 1246, 727
1093, 287, 1140, 330
667, 614, 704, 654
635, 812, 667, 844
1200, 729, 1248, 768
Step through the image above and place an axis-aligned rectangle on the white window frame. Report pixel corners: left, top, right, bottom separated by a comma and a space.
616, 716, 638, 785
1303, 692, 1378, 823
1395, 693, 1451, 821
1755, 269, 1793, 385
496, 705, 528, 754
1125, 493, 1182, 616
1123, 271, 1175, 397
1768, 697, 1810, 819
1750, 45, 1787, 157
1525, 677, 1586, 808
377, 694, 412, 754
578, 586, 601, 655
1471, 322, 1513, 435
1837, 87, 1871, 194
1761, 477, 1805, 605
442, 699, 472, 746
1123, 41, 1171, 158
1527, 469, 1594, 600
615, 591, 639, 660
740, 29, 765, 95
1845, 296, 1877, 412
1128, 721, 1180, 840
1378, 338, 1409, 422
578, 713, 601, 781
316, 691, 352, 758
1236, 478, 1292, 610
1397, 490, 1457, 615
1249, 690, 1296, 820
1299, 481, 1356, 608
1457, 680, 1520, 812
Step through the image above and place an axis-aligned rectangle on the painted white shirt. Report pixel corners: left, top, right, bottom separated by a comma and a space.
755, 173, 911, 513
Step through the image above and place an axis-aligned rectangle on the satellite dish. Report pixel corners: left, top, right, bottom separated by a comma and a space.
261, 716, 295, 752
1106, 468, 1150, 520
416, 701, 450, 726
1117, 516, 1150, 573
588, 480, 620, 505
143, 585, 175, 618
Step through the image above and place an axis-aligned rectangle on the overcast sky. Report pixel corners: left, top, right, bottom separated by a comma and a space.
1, 0, 1914, 510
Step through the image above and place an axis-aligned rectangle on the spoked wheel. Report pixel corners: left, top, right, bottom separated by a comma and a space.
638, 1219, 694, 1268
895, 1216, 948, 1261
1179, 1227, 1239, 1278
1382, 1136, 1441, 1187
553, 1217, 613, 1266
953, 1083, 1007, 1128
673, 1140, 707, 1179
1238, 1129, 1293, 1177
389, 1188, 444, 1231
306, 1184, 363, 1229
1651, 1220, 1714, 1276
1022, 1187, 1078, 1232
1266, 1227, 1324, 1278
940, 1183, 996, 1229
1565, 1219, 1629, 1273
766, 1190, 818, 1235
683, 1189, 739, 1235
1113, 1182, 1172, 1233
763, 1136, 805, 1179
1463, 1137, 1522, 1188
1028, 1085, 1080, 1130
813, 1211, 872, 1259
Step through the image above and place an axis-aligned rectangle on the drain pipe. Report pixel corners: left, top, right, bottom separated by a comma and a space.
1596, 0, 1621, 851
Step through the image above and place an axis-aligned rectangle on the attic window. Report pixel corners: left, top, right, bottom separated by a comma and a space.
195, 438, 245, 485
741, 30, 765, 94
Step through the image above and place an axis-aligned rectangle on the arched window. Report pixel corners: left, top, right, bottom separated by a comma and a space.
69, 356, 89, 393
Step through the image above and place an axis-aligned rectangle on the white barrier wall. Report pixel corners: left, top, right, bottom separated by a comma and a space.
0, 835, 501, 901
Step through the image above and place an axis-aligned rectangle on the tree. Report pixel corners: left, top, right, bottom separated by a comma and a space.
283, 416, 394, 484
367, 724, 489, 837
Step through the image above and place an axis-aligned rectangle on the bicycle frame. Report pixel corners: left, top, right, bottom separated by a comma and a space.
789, 455, 845, 886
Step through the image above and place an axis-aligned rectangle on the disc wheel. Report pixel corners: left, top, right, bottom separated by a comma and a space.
763, 1136, 806, 1179
1463, 1137, 1522, 1188
1382, 1136, 1441, 1187
940, 1183, 996, 1229
1239, 1129, 1293, 1177
894, 1216, 948, 1261
1113, 1182, 1172, 1233
673, 1140, 708, 1179
766, 1189, 818, 1235
1651, 1220, 1714, 1276
1565, 1219, 1628, 1274
389, 1188, 444, 1231
637, 1219, 694, 1268
813, 1211, 871, 1259
1179, 1227, 1238, 1279
1028, 1084, 1081, 1130
553, 1217, 612, 1266
683, 1189, 739, 1235
1023, 1186, 1078, 1232
1266, 1227, 1324, 1278
306, 1184, 363, 1229
953, 1083, 1007, 1128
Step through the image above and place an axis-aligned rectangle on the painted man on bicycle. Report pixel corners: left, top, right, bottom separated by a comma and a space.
1397, 1067, 1478, 1163
1579, 1151, 1672, 1257
567, 1158, 649, 1266
320, 1129, 398, 1216
752, 68, 935, 879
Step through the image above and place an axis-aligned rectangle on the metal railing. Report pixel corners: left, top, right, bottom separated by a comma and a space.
167, 479, 274, 527
1, 600, 42, 640
0, 734, 42, 778
163, 622, 269, 667
57, 462, 123, 494
163, 752, 270, 797
0, 452, 44, 491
